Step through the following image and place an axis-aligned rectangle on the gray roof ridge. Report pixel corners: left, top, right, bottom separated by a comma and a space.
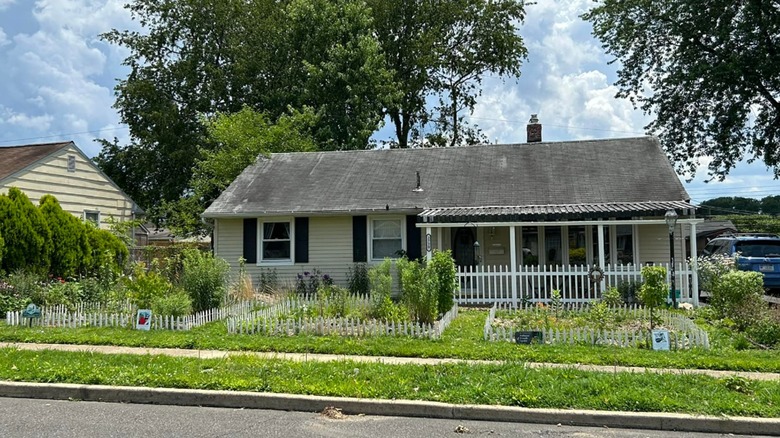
267, 136, 657, 157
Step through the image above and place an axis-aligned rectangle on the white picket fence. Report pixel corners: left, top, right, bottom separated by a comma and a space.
228, 303, 459, 340
458, 262, 695, 306
483, 303, 709, 349
5, 299, 259, 331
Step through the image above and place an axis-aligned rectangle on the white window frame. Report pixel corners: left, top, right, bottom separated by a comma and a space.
83, 210, 100, 225
368, 215, 406, 261
258, 218, 294, 266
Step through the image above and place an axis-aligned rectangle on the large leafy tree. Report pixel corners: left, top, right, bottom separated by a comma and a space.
0, 188, 51, 274
98, 0, 390, 219
368, 0, 527, 147
584, 1, 780, 179
164, 106, 318, 235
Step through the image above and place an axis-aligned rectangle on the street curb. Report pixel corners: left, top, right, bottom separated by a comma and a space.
1, 381, 778, 436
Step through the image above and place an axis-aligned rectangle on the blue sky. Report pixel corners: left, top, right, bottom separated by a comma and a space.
1, 0, 779, 208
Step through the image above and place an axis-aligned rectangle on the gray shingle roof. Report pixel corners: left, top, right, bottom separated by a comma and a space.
204, 136, 690, 218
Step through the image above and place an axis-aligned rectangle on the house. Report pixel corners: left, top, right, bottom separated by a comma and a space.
0, 141, 144, 235
204, 118, 703, 305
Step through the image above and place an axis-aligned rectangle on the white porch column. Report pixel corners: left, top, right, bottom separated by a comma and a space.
425, 226, 432, 261
597, 222, 606, 291
509, 225, 517, 306
690, 221, 699, 306
437, 228, 443, 251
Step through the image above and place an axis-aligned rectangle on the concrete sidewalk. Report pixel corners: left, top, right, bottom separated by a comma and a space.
2, 341, 779, 381
1, 342, 779, 435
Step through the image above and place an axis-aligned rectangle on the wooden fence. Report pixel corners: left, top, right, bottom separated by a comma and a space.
483, 303, 709, 349
458, 262, 696, 306
227, 303, 459, 340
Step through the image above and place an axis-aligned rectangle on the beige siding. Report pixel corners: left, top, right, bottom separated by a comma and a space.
0, 145, 136, 226
637, 223, 687, 265
483, 226, 512, 266
217, 216, 355, 287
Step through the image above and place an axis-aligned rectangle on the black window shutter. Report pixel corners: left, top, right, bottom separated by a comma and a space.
294, 217, 309, 263
406, 215, 422, 261
243, 218, 257, 264
352, 216, 367, 262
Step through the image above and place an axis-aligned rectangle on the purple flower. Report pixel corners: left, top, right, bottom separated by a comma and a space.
323, 274, 331, 280
297, 273, 304, 280
303, 271, 311, 277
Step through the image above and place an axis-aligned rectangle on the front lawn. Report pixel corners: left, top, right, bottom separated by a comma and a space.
2, 308, 779, 373
1, 347, 778, 417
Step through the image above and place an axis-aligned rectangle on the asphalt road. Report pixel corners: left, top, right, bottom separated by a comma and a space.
0, 397, 771, 438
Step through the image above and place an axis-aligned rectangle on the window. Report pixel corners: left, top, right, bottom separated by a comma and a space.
260, 220, 292, 263
83, 210, 100, 225
370, 217, 404, 260
67, 155, 76, 172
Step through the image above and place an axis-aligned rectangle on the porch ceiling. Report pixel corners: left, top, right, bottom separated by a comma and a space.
418, 201, 695, 223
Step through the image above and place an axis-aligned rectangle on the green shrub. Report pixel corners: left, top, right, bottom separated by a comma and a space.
569, 247, 586, 264
428, 250, 457, 315
347, 263, 370, 295
0, 189, 50, 274
639, 265, 668, 329
370, 294, 408, 321
317, 284, 350, 318
39, 195, 90, 277
746, 314, 780, 348
0, 279, 29, 314
180, 249, 229, 312
151, 288, 193, 317
43, 280, 84, 310
696, 253, 735, 293
602, 286, 623, 307
123, 263, 175, 309
399, 258, 436, 325
587, 300, 612, 332
258, 267, 278, 294
4, 270, 46, 305
710, 270, 765, 330
0, 229, 4, 271
85, 226, 129, 276
617, 280, 642, 304
368, 259, 392, 296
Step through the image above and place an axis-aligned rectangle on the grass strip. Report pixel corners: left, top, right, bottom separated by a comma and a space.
0, 348, 778, 418
1, 309, 778, 373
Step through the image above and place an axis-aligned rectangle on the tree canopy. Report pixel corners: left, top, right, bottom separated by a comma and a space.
98, 0, 527, 224
699, 195, 780, 216
584, 1, 780, 180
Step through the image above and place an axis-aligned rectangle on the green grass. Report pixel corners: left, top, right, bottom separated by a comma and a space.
0, 348, 778, 417
1, 309, 778, 372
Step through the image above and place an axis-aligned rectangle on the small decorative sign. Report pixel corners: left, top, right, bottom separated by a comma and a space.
514, 330, 543, 345
136, 309, 152, 331
426, 233, 432, 252
21, 303, 41, 319
651, 329, 670, 351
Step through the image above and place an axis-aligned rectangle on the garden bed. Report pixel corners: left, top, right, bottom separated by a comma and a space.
484, 303, 709, 349
227, 295, 459, 339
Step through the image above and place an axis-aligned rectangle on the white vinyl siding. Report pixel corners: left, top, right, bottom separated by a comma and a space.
637, 223, 686, 265
0, 145, 136, 226
216, 216, 353, 286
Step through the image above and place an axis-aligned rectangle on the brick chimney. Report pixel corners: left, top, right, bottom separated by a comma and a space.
526, 114, 542, 143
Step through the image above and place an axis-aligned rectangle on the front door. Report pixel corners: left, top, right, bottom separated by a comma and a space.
452, 227, 476, 267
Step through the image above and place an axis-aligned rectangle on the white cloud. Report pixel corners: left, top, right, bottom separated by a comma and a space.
0, 0, 132, 156
0, 0, 15, 11
0, 27, 7, 46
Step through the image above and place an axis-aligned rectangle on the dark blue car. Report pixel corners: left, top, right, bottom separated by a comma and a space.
703, 234, 780, 289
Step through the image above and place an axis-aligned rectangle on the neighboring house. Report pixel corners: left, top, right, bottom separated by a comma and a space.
694, 220, 737, 255
0, 141, 144, 232
204, 119, 703, 305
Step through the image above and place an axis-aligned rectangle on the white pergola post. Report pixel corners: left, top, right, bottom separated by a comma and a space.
509, 225, 517, 307
597, 222, 606, 291
426, 226, 432, 261
690, 222, 699, 306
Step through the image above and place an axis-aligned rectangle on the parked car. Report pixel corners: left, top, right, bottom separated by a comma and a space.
702, 233, 780, 289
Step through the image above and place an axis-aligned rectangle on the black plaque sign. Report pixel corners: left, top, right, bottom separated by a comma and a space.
514, 330, 543, 345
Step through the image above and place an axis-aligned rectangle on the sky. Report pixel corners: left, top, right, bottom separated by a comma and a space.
1, 0, 779, 209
